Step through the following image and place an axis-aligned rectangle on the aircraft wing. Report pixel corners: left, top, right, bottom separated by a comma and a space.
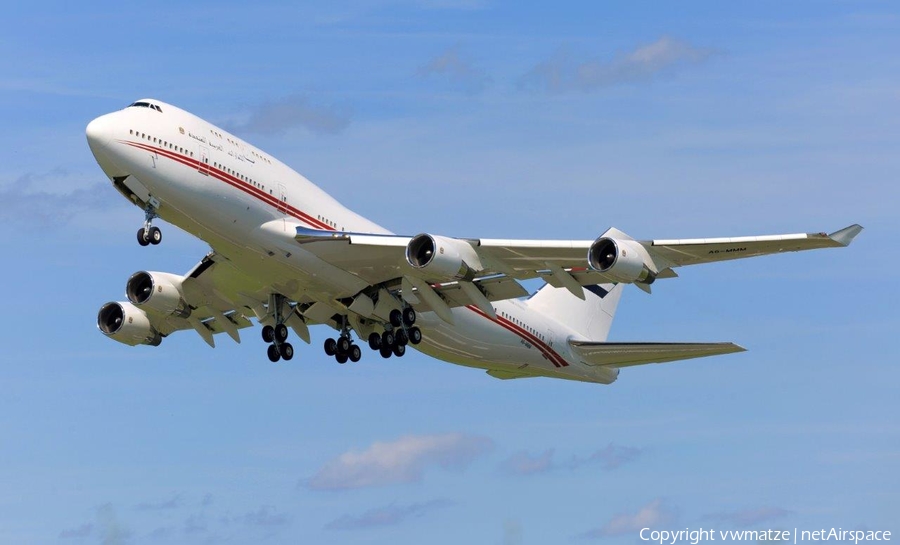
644, 223, 864, 268
123, 253, 316, 348
569, 340, 746, 367
293, 224, 862, 296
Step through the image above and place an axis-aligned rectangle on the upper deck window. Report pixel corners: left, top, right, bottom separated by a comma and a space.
128, 101, 163, 113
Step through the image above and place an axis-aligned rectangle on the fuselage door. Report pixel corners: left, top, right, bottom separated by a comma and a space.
278, 183, 288, 214
199, 146, 210, 176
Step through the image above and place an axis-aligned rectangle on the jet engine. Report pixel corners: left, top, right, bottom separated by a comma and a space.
588, 237, 657, 284
406, 234, 483, 281
97, 301, 162, 346
126, 271, 191, 318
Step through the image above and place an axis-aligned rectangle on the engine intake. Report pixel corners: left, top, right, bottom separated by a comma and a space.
97, 301, 162, 346
126, 271, 190, 317
406, 234, 483, 281
588, 237, 656, 284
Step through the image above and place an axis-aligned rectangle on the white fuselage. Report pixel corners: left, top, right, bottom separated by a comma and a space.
87, 99, 616, 384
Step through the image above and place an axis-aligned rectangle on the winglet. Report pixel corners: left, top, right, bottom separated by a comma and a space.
828, 224, 863, 247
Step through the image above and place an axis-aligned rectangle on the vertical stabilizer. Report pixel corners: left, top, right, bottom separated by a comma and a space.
527, 282, 623, 341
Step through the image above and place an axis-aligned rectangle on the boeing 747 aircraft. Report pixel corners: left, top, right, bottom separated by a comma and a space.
87, 99, 862, 384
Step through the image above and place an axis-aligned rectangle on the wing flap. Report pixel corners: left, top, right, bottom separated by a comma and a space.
410, 276, 529, 313
570, 340, 746, 368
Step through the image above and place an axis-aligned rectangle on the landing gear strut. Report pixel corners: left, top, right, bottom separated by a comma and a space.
324, 316, 361, 364
262, 294, 294, 362
137, 202, 162, 246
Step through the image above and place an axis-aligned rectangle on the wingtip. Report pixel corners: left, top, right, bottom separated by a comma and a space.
828, 224, 864, 247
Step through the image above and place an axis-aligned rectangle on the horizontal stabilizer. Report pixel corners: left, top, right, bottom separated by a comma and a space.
569, 340, 745, 368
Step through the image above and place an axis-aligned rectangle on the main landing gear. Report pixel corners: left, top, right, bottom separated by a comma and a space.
367, 307, 421, 360
262, 323, 294, 363
323, 317, 361, 364
262, 295, 294, 362
321, 306, 421, 363
137, 202, 162, 246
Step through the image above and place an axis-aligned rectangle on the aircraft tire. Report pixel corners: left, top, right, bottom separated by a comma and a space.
324, 338, 337, 356
149, 226, 162, 245
389, 309, 402, 328
281, 343, 294, 361
349, 345, 362, 362
402, 307, 416, 326
267, 344, 281, 362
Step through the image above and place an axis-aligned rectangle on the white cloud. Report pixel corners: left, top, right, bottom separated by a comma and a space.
325, 499, 452, 530
135, 493, 182, 511
0, 169, 117, 226
704, 507, 792, 527
306, 433, 493, 490
580, 499, 676, 538
500, 449, 555, 475
499, 443, 642, 476
520, 36, 715, 93
418, 47, 492, 92
59, 523, 94, 539
227, 95, 352, 136
572, 443, 643, 470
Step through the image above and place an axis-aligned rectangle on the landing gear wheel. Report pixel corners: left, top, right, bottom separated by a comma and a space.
262, 325, 275, 343
392, 343, 406, 357
137, 228, 150, 246
267, 344, 281, 362
336, 353, 349, 364
281, 343, 294, 361
274, 324, 288, 343
408, 326, 422, 345
381, 330, 395, 348
337, 336, 351, 354
402, 307, 416, 326
149, 226, 162, 245
368, 332, 382, 351
324, 338, 337, 356
380, 345, 393, 359
395, 329, 408, 346
389, 309, 403, 328
349, 345, 362, 362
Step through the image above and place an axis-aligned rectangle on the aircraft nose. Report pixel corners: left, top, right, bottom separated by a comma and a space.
86, 113, 114, 149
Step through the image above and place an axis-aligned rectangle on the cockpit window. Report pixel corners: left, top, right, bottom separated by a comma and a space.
128, 101, 162, 113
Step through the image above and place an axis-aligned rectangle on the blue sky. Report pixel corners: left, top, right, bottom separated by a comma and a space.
0, 1, 897, 543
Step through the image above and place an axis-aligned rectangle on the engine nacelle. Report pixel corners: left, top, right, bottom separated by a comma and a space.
406, 233, 484, 281
588, 237, 657, 284
97, 301, 162, 346
126, 271, 190, 318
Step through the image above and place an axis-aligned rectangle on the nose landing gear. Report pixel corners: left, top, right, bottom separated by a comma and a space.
137, 201, 162, 246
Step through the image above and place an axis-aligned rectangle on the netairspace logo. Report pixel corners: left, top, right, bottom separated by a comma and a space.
640, 528, 892, 545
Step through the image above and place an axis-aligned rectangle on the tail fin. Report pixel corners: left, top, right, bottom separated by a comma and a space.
526, 282, 623, 341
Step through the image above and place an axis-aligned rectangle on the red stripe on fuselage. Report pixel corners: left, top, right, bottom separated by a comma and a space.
466, 305, 568, 367
121, 140, 335, 231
